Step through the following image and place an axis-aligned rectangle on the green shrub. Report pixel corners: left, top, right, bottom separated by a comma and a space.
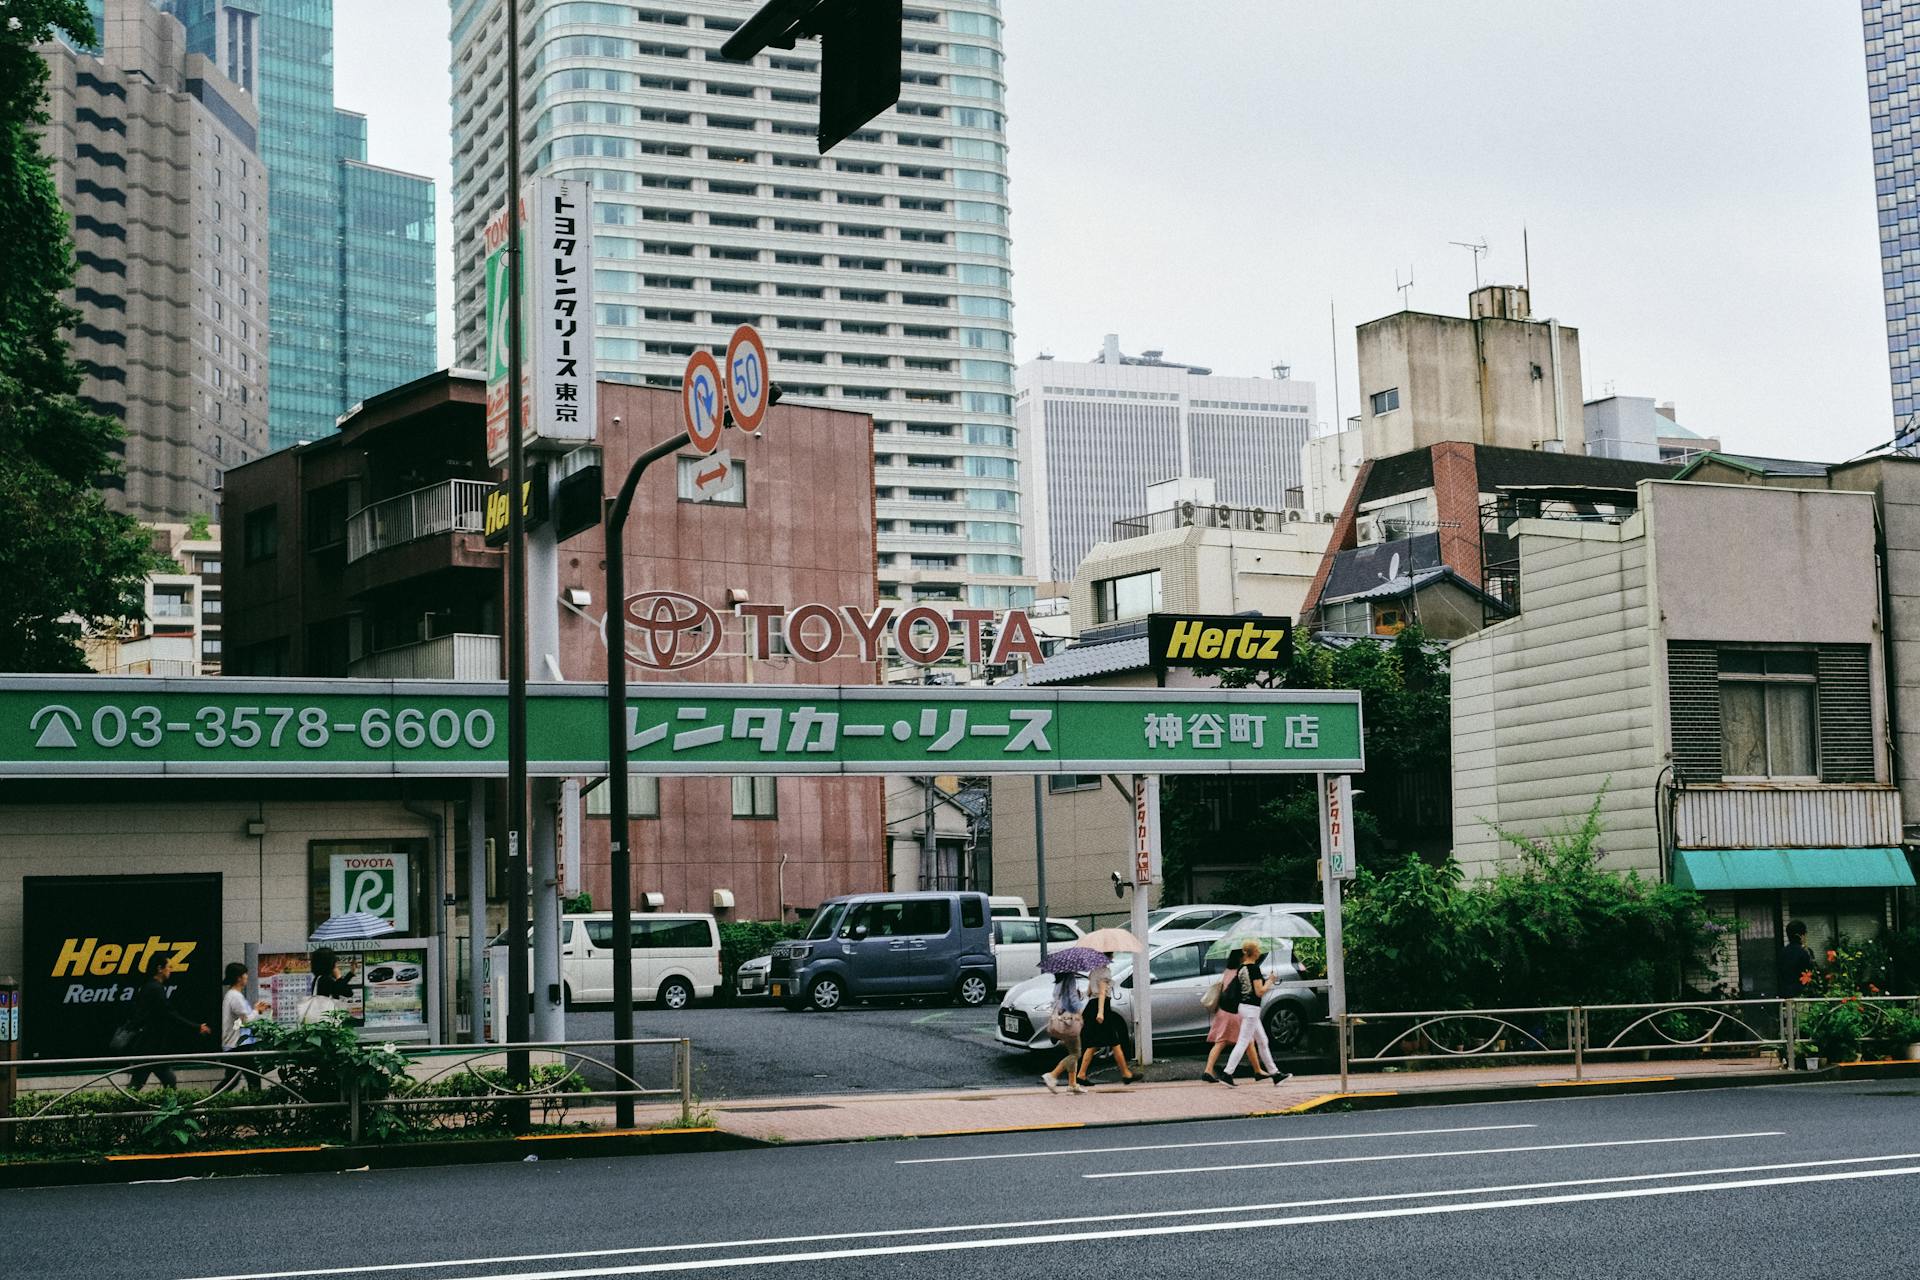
1338, 788, 1727, 1012
1802, 999, 1870, 1063
718, 919, 806, 992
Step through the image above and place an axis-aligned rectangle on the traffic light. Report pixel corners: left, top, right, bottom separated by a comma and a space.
720, 0, 903, 154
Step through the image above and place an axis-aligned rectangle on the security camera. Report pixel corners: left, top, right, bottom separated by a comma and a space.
565, 588, 592, 608
1110, 871, 1129, 900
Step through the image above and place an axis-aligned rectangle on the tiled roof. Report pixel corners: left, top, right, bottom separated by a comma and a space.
999, 636, 1151, 687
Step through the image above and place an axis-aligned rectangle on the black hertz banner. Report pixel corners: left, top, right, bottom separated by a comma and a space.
22, 873, 223, 1060
1147, 613, 1294, 671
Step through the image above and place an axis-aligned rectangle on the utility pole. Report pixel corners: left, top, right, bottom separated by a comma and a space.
502, 0, 530, 1104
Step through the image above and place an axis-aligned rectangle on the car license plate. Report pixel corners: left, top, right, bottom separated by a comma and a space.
770, 983, 783, 998
1001, 1012, 1018, 1034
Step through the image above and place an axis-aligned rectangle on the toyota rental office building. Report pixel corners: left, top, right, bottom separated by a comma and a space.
447, 0, 1025, 651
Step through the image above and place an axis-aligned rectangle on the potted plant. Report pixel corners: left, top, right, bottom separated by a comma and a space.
1800, 999, 1867, 1066
1875, 1006, 1920, 1061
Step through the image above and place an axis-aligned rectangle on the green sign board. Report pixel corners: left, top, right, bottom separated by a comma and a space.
0, 679, 1363, 778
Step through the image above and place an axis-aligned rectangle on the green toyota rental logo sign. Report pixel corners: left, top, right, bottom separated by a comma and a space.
0, 678, 1363, 777
330, 852, 410, 932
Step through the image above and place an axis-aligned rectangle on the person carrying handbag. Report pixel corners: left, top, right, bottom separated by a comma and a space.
1201, 947, 1244, 1085
1040, 971, 1087, 1094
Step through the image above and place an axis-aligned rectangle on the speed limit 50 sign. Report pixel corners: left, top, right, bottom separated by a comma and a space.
725, 324, 771, 432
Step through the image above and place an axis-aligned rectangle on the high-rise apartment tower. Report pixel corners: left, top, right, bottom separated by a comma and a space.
167, 0, 438, 451
1865, 2, 1920, 428
448, 1, 1024, 616
42, 0, 269, 521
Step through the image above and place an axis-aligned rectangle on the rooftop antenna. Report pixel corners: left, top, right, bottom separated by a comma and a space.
1523, 225, 1532, 299
1450, 237, 1490, 289
1395, 265, 1414, 311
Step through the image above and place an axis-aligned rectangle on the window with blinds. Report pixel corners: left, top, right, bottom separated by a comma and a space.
1667, 642, 1875, 784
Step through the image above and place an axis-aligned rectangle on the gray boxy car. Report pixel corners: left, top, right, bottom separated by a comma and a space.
769, 891, 995, 1011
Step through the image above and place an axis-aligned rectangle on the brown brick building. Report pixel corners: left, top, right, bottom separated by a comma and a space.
223, 370, 885, 920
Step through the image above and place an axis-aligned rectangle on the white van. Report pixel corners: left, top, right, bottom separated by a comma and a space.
559, 912, 722, 1009
988, 896, 1030, 919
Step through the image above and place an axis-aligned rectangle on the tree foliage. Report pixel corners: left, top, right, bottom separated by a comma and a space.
0, 1, 161, 671
1159, 627, 1451, 904
1339, 791, 1729, 1011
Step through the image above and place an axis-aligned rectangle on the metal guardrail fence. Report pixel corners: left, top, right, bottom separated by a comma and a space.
1, 1037, 691, 1153
1335, 996, 1920, 1091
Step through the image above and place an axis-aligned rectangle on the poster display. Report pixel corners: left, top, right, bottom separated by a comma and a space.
246, 937, 441, 1043
20, 873, 222, 1060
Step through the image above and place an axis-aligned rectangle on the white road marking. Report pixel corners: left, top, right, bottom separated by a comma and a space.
273, 1164, 1920, 1279
179, 1148, 1920, 1280
1083, 1130, 1784, 1179
894, 1122, 1537, 1165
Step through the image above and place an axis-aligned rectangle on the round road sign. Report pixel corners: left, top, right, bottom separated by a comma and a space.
682, 350, 725, 455
724, 324, 772, 432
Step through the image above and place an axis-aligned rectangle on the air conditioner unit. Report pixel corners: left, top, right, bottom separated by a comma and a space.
1355, 516, 1381, 543
1320, 511, 1335, 523
1286, 509, 1303, 522
1178, 500, 1197, 526
1249, 508, 1270, 530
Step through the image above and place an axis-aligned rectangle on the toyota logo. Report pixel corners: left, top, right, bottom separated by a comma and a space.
623, 591, 724, 671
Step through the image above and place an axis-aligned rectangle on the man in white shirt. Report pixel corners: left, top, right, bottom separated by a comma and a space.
218, 962, 270, 1091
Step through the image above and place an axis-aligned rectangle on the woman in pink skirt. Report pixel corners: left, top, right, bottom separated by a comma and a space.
1201, 947, 1243, 1086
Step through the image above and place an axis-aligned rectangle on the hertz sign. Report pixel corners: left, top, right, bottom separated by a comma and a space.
1148, 612, 1294, 671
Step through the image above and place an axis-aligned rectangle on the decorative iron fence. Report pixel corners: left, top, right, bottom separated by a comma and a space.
1336, 996, 1920, 1091
1, 1037, 691, 1154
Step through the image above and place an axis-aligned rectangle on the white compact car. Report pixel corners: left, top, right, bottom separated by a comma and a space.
991, 917, 1084, 990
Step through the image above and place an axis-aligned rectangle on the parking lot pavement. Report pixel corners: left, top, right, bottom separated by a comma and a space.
563, 998, 1326, 1101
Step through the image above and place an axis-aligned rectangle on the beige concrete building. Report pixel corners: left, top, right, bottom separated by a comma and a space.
1359, 286, 1584, 461
1451, 480, 1911, 994
41, 0, 268, 523
1069, 505, 1331, 637
84, 521, 224, 676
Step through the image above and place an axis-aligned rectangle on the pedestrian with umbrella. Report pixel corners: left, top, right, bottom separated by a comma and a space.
1077, 953, 1140, 1086
1038, 945, 1106, 1094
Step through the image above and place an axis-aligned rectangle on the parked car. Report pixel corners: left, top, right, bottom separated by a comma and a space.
554, 912, 722, 1009
770, 891, 995, 1011
995, 927, 1327, 1053
992, 916, 1084, 990
988, 895, 1031, 919
1146, 904, 1252, 935
735, 953, 771, 998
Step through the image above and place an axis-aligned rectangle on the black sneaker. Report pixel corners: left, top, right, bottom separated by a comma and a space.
1203, 1070, 1235, 1087
1272, 1071, 1293, 1086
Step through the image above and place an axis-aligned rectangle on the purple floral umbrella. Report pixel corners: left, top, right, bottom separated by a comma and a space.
1039, 945, 1113, 975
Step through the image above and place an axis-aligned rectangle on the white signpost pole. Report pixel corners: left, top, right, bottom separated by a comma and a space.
1131, 774, 1160, 1066
1319, 773, 1355, 1028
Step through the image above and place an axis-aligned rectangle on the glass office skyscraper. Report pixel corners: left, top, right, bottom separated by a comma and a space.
448, 0, 1026, 624
167, 1, 437, 450
1866, 1, 1920, 427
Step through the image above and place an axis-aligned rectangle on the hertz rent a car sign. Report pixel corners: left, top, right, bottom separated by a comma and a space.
0, 679, 1362, 778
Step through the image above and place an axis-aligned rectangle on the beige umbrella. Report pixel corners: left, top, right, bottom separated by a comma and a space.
1078, 926, 1145, 953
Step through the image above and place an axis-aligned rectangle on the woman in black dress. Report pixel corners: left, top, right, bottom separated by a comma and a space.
1077, 956, 1139, 1085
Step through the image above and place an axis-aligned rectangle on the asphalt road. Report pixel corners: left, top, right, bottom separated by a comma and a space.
564, 999, 1325, 1099
10, 1081, 1920, 1279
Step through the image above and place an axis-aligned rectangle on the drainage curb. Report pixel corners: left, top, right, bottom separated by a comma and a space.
0, 1126, 766, 1190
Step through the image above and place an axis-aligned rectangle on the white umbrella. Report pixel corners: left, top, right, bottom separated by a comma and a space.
309, 912, 398, 942
1078, 927, 1145, 953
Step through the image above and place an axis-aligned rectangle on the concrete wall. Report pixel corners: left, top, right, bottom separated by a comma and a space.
1358, 305, 1585, 460
990, 776, 1140, 922
0, 795, 440, 990
1451, 515, 1661, 878
1302, 424, 1364, 521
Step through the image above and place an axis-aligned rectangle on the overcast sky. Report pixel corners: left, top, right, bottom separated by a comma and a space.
338, 1, 1893, 461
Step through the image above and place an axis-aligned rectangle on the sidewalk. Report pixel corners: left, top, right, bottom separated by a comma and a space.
615, 1056, 1806, 1145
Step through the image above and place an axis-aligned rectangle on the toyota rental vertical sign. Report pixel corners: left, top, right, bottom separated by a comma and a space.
485, 177, 598, 465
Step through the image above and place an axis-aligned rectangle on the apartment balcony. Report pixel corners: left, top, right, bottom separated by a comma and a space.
1672, 783, 1903, 850
344, 480, 496, 599
346, 633, 501, 681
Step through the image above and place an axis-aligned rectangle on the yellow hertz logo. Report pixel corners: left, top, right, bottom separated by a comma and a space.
51, 936, 197, 978
483, 483, 532, 541
1162, 620, 1288, 663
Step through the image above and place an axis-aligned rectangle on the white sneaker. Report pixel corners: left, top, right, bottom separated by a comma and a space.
1041, 1074, 1060, 1093
1069, 1082, 1086, 1094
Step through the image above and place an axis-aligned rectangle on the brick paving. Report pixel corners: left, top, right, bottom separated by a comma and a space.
608, 1055, 1787, 1145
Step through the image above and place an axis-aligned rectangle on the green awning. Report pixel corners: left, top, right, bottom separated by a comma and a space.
1673, 847, 1917, 892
